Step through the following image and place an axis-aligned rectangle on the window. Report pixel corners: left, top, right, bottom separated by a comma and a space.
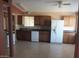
23, 16, 34, 27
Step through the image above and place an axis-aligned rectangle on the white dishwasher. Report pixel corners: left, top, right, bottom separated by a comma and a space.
31, 31, 39, 42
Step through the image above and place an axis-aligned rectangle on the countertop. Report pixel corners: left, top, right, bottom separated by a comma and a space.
64, 30, 76, 33
16, 26, 76, 32
18, 26, 51, 31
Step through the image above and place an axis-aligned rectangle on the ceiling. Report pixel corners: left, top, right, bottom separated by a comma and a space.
12, 0, 78, 12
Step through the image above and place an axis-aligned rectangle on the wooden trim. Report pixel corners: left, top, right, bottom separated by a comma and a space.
8, 0, 14, 57
11, 5, 24, 14
74, 12, 79, 57
8, 7, 13, 57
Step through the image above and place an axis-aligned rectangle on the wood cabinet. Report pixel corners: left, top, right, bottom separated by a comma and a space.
63, 32, 75, 44
40, 16, 51, 26
34, 16, 51, 43
34, 16, 51, 26
17, 15, 22, 25
16, 30, 50, 43
16, 16, 51, 43
34, 16, 40, 26
62, 16, 76, 27
39, 31, 50, 43
16, 30, 31, 41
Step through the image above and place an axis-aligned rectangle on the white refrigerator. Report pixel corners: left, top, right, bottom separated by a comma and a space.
51, 20, 64, 43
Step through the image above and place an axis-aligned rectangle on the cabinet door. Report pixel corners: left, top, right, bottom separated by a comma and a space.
43, 16, 51, 26
34, 16, 40, 26
24, 31, 31, 41
16, 30, 31, 41
39, 31, 50, 43
16, 30, 23, 40
63, 32, 69, 43
39, 16, 51, 26
39, 16, 45, 26
63, 32, 75, 44
68, 33, 75, 44
34, 16, 51, 26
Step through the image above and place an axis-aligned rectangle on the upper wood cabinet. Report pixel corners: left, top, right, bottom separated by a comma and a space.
62, 16, 76, 27
41, 16, 51, 26
17, 15, 22, 25
34, 16, 40, 26
34, 16, 51, 26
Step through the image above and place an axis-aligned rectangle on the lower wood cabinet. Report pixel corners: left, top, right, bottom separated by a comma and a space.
39, 31, 50, 43
63, 32, 76, 44
16, 30, 50, 43
16, 30, 31, 41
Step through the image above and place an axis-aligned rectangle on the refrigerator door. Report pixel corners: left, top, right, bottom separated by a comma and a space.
51, 20, 64, 43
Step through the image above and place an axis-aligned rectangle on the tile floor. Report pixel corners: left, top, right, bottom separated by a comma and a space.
5, 33, 75, 58
12, 41, 75, 58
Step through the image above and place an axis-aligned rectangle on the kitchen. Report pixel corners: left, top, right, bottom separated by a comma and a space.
9, 0, 77, 45
14, 14, 76, 44
16, 15, 51, 43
